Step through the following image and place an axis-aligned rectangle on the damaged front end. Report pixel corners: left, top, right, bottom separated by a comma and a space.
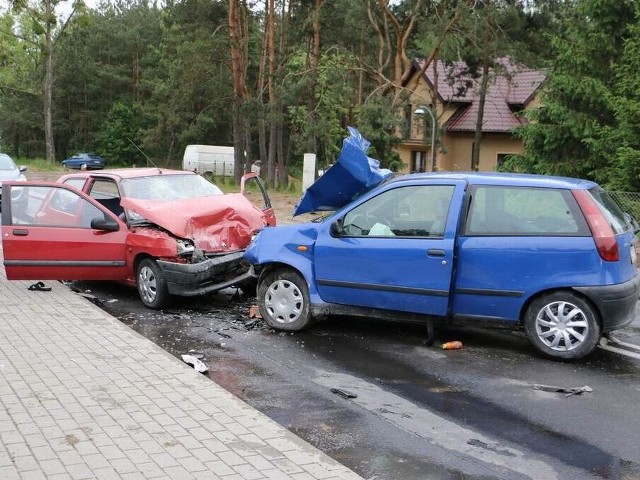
121, 194, 266, 297
158, 250, 253, 296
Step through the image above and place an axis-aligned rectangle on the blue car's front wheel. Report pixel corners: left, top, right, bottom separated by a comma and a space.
258, 269, 312, 331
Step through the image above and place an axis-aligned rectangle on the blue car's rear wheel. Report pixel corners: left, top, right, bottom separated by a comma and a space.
258, 269, 311, 331
524, 291, 601, 360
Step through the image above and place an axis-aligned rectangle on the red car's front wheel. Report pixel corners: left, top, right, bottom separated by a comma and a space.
137, 258, 170, 309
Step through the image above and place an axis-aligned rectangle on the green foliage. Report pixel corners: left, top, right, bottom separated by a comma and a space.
354, 95, 405, 171
95, 102, 142, 165
510, 0, 637, 184
137, 0, 235, 162
605, 16, 640, 191
3, 0, 640, 196
285, 48, 356, 167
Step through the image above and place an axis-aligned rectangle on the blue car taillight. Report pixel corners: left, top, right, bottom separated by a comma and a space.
573, 189, 619, 262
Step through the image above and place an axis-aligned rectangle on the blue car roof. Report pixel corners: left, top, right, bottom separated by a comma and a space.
387, 171, 598, 190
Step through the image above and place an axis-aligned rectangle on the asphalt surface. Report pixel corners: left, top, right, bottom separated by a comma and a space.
72, 279, 640, 480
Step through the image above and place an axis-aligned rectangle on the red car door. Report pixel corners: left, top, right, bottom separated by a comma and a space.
1, 182, 129, 281
241, 173, 276, 226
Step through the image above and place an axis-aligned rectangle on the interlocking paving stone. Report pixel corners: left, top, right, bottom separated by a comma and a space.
0, 254, 361, 479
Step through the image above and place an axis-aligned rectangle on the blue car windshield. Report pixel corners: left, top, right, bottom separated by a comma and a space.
120, 174, 224, 201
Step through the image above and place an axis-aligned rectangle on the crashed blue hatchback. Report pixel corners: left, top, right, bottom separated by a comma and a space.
244, 128, 640, 360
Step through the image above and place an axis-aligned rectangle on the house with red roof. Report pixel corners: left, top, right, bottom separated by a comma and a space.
398, 57, 546, 172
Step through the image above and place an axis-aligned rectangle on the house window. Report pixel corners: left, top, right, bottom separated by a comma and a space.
497, 153, 515, 169
411, 151, 427, 172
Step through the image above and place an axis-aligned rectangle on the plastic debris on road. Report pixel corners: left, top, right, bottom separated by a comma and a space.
181, 354, 208, 373
533, 384, 593, 397
441, 341, 463, 350
330, 388, 358, 399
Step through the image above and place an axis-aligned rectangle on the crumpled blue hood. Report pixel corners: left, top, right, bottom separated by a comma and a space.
293, 127, 393, 216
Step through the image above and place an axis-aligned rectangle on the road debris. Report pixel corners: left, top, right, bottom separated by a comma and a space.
441, 341, 463, 350
249, 305, 262, 319
330, 388, 358, 399
28, 281, 52, 292
244, 319, 259, 330
181, 354, 208, 373
533, 384, 593, 397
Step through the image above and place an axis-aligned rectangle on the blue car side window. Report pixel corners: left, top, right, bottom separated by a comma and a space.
341, 185, 454, 238
466, 186, 589, 236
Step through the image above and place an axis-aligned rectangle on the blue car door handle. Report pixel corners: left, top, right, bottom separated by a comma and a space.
427, 249, 445, 257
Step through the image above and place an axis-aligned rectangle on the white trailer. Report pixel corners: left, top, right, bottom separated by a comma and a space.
182, 145, 235, 176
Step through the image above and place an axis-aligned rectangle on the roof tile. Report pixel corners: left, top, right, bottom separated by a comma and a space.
415, 57, 545, 133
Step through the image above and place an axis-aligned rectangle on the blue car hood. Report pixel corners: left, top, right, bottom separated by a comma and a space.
293, 127, 392, 216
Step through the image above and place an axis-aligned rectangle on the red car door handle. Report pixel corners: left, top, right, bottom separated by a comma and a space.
12, 229, 28, 236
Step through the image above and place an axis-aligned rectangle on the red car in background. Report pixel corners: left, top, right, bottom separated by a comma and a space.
1, 168, 275, 308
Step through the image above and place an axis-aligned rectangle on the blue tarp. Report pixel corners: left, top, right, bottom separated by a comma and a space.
293, 127, 393, 216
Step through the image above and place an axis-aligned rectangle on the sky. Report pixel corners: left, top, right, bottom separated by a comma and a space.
0, 0, 98, 20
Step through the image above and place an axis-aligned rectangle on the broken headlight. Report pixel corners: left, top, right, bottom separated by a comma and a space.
176, 239, 195, 256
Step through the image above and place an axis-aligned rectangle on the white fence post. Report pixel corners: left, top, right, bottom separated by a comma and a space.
302, 153, 316, 192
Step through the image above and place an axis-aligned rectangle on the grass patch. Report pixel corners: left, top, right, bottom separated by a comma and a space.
16, 158, 64, 173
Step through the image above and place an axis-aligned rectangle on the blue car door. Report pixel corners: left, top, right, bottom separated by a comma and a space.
313, 180, 466, 316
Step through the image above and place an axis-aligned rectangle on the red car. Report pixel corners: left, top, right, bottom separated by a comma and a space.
1, 168, 275, 308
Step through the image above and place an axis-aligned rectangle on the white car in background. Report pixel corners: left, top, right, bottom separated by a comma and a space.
0, 153, 27, 211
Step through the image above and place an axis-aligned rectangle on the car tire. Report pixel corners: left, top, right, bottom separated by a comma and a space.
524, 291, 601, 360
136, 258, 170, 309
258, 269, 312, 331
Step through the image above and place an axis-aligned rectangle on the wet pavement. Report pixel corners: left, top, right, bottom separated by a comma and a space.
71, 278, 640, 480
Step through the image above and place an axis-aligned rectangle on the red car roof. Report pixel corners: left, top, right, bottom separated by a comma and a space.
58, 167, 194, 182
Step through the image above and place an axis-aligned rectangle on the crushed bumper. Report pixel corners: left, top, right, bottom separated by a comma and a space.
157, 251, 252, 296
573, 275, 640, 332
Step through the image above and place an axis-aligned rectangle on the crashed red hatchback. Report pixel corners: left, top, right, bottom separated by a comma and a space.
1, 168, 275, 308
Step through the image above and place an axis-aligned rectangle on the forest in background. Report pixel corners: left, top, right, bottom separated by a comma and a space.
1, 0, 640, 191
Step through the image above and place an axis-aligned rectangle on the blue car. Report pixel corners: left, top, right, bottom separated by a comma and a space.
61, 153, 106, 170
244, 129, 640, 360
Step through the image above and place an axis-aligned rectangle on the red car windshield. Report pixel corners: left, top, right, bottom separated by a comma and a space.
119, 174, 224, 201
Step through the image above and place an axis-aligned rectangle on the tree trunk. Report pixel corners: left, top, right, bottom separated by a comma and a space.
377, 0, 422, 87
256, 0, 269, 177
367, 0, 390, 87
229, 0, 249, 183
266, 0, 277, 187
44, 0, 55, 163
306, 0, 324, 153
471, 62, 490, 171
